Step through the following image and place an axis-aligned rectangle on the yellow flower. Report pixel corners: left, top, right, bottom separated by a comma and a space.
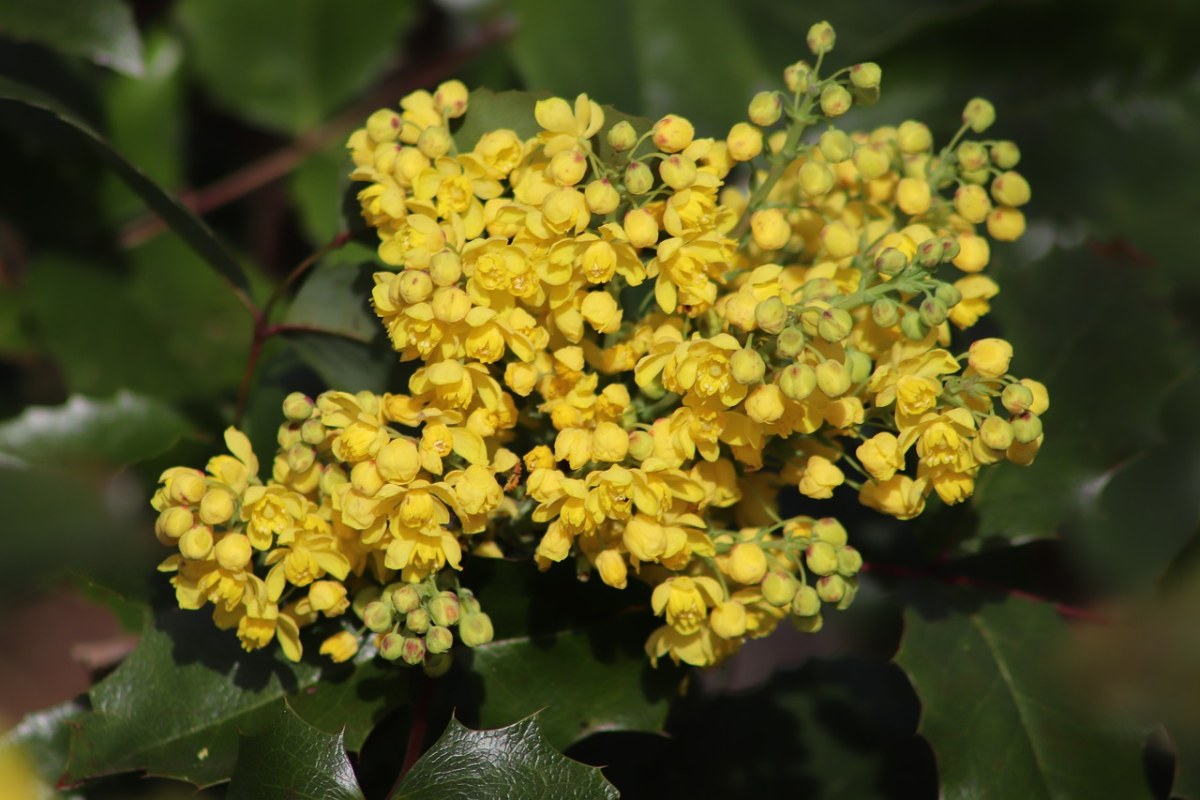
536, 94, 606, 156
968, 337, 1013, 378
797, 455, 844, 499
949, 275, 999, 328
859, 474, 927, 519
319, 631, 360, 663
856, 432, 903, 482
651, 575, 725, 634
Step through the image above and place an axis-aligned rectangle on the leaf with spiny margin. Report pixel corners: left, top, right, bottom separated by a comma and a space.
0, 0, 143, 77
390, 716, 618, 800
0, 80, 252, 299
0, 391, 188, 468
895, 582, 1154, 800
226, 702, 363, 800
448, 557, 679, 750
63, 608, 408, 787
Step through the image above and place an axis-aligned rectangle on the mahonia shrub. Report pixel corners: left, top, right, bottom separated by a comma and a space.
150, 20, 1047, 672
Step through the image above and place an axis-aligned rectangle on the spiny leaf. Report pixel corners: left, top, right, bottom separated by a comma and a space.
390, 716, 618, 800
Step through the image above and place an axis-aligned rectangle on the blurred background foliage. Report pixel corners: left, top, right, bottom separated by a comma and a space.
1, 0, 1200, 797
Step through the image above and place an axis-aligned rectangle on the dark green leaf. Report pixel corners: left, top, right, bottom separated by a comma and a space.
227, 702, 364, 800
0, 81, 252, 299
0, 391, 189, 467
291, 146, 349, 245
390, 716, 618, 800
0, 0, 143, 76
452, 88, 547, 152
895, 583, 1153, 799
175, 0, 416, 134
64, 608, 408, 787
450, 558, 678, 750
281, 242, 394, 392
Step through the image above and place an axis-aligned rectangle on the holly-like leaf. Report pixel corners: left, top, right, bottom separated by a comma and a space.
390, 716, 618, 800
2, 699, 87, 788
0, 82, 252, 301
0, 391, 188, 468
227, 702, 364, 800
175, 0, 416, 134
281, 242, 394, 393
0, 0, 143, 77
895, 583, 1154, 799
450, 557, 679, 750
64, 608, 409, 787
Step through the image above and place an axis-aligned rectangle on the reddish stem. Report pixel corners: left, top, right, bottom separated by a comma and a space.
398, 675, 434, 782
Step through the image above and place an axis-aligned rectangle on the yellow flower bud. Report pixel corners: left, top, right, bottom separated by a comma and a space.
426, 625, 454, 654
1001, 383, 1035, 414
319, 631, 360, 664
798, 160, 834, 197
730, 348, 766, 385
434, 79, 469, 118
364, 601, 394, 633
308, 581, 349, 616
807, 21, 836, 54
754, 297, 789, 334
856, 432, 902, 482
595, 549, 628, 589
818, 129, 854, 163
378, 632, 404, 660
391, 584, 422, 614
1007, 434, 1043, 466
282, 392, 314, 422
301, 418, 327, 446
606, 120, 637, 152
429, 592, 461, 627
1011, 411, 1043, 444
897, 178, 932, 215
592, 421, 630, 463
991, 171, 1031, 207
351, 460, 385, 497
987, 207, 1026, 241
377, 437, 421, 484
652, 114, 694, 153
850, 62, 881, 89
762, 571, 799, 607
504, 361, 538, 397
1021, 378, 1050, 415
581, 291, 623, 333
623, 208, 658, 248
751, 209, 790, 250
968, 337, 1013, 378
196, 487, 233, 526
170, 472, 207, 505
624, 161, 653, 195
820, 221, 858, 258
727, 122, 763, 162
660, 154, 698, 190
524, 445, 556, 471
179, 525, 214, 561
746, 384, 786, 423
748, 91, 783, 126
584, 178, 620, 214
406, 607, 430, 634
816, 359, 851, 397
805, 541, 839, 576
627, 430, 654, 462
784, 61, 812, 94
957, 140, 989, 170
820, 85, 852, 117
980, 416, 1015, 450
710, 601, 748, 639
780, 363, 817, 400
728, 542, 768, 585
791, 585, 821, 617
817, 574, 847, 604
156, 506, 193, 541
549, 146, 589, 186
953, 233, 990, 273
991, 141, 1021, 169
962, 97, 996, 133
431, 286, 472, 323
417, 125, 452, 159
853, 144, 890, 180
897, 121, 933, 154
401, 636, 426, 666
798, 455, 844, 499
954, 185, 992, 223
813, 517, 848, 547
817, 308, 853, 343
460, 612, 495, 647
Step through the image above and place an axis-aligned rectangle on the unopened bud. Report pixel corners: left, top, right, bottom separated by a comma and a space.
918, 297, 949, 327
900, 312, 928, 341
660, 155, 698, 190
391, 584, 422, 614
784, 61, 812, 94
791, 585, 821, 617
352, 586, 382, 620
762, 571, 799, 607
417, 125, 452, 159
776, 326, 806, 358
962, 97, 996, 133
751, 209, 791, 251
806, 21, 836, 55
628, 430, 654, 461
460, 612, 494, 647
755, 297, 790, 334
282, 392, 314, 422
849, 62, 881, 89
805, 541, 839, 576
1010, 412, 1043, 444
933, 283, 962, 308
286, 444, 315, 474
727, 543, 768, 585
980, 416, 1014, 450
817, 574, 847, 603
429, 592, 461, 627
813, 517, 848, 546
607, 121, 637, 152
816, 360, 851, 397
584, 179, 620, 215
817, 308, 853, 343
991, 140, 1021, 169
401, 635, 426, 666
991, 171, 1031, 207
1001, 383, 1034, 414
780, 363, 817, 400
748, 91, 783, 126
425, 625, 454, 654
798, 160, 834, 197
731, 349, 767, 385
844, 349, 872, 384
820, 85, 852, 117
956, 141, 989, 171
378, 632, 404, 661
896, 121, 933, 154
836, 546, 863, 576
916, 238, 944, 268
364, 601, 394, 633
872, 297, 901, 328
406, 607, 431, 634
874, 247, 908, 276
818, 129, 853, 163
624, 161, 653, 195
300, 419, 327, 446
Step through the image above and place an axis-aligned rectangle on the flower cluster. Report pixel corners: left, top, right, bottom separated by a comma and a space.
152, 20, 1047, 669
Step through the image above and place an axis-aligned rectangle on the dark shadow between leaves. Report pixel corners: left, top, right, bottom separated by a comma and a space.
162, 607, 300, 694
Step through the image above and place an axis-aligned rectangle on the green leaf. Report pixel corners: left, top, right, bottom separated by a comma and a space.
452, 558, 679, 750
390, 716, 618, 800
22, 242, 253, 402
0, 82, 252, 300
0, 0, 143, 77
64, 608, 409, 787
2, 699, 87, 788
281, 242, 394, 393
175, 0, 416, 134
291, 146, 349, 245
895, 583, 1154, 799
451, 88, 547, 152
227, 702, 364, 800
0, 391, 188, 468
